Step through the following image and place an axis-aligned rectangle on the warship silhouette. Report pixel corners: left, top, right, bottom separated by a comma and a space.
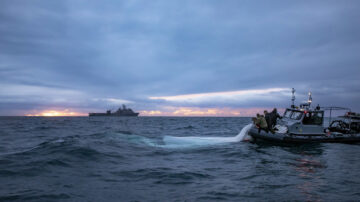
89, 105, 139, 117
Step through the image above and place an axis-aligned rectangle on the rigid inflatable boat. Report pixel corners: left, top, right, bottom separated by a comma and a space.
248, 89, 360, 143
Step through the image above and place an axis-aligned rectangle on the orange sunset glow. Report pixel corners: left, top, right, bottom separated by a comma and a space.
26, 109, 86, 117
25, 107, 283, 117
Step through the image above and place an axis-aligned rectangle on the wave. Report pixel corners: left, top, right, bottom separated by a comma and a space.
1, 135, 105, 161
112, 168, 213, 184
0, 193, 71, 201
175, 125, 195, 130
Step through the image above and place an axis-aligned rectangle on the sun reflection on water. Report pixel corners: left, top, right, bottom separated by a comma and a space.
293, 156, 326, 202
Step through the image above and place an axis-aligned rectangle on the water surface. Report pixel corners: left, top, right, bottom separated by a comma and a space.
0, 117, 359, 201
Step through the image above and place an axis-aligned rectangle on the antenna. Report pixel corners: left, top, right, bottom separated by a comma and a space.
291, 88, 296, 108
308, 92, 312, 107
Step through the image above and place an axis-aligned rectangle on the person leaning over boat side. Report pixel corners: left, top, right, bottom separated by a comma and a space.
252, 114, 261, 128
269, 108, 282, 130
252, 117, 257, 125
255, 114, 268, 133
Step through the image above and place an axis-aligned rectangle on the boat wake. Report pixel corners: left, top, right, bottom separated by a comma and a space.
113, 124, 253, 149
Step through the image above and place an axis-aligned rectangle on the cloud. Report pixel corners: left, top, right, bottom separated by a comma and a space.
0, 0, 360, 115
140, 107, 278, 117
0, 83, 85, 103
149, 88, 288, 106
92, 98, 133, 105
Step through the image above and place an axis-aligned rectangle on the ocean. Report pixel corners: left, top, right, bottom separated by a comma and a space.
0, 116, 359, 201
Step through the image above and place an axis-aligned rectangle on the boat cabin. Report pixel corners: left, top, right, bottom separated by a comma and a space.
283, 108, 324, 125
277, 89, 325, 135
282, 107, 325, 135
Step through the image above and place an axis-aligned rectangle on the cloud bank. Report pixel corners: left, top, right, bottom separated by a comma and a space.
0, 0, 360, 116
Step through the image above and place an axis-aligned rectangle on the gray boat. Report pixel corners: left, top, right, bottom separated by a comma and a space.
248, 88, 360, 143
89, 105, 139, 117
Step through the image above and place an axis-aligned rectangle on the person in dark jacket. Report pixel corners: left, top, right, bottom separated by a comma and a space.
269, 108, 282, 130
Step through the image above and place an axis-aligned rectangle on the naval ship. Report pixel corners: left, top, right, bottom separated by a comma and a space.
89, 105, 139, 117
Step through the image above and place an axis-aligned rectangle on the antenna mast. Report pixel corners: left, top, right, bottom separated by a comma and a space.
291, 88, 296, 108
308, 92, 312, 107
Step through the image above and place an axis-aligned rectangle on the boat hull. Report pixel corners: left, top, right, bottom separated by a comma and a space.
248, 127, 360, 143
89, 113, 139, 117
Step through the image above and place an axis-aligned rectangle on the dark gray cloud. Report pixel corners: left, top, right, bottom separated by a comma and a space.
1, 0, 360, 115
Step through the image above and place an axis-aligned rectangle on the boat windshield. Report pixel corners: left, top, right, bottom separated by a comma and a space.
291, 111, 303, 120
283, 109, 303, 120
284, 109, 292, 118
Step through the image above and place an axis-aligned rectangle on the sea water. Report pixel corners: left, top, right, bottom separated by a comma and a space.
0, 116, 359, 201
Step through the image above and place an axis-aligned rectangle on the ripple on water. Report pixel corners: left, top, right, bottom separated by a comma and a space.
0, 117, 359, 201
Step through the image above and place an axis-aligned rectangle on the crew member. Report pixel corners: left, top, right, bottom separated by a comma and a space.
269, 108, 282, 131
264, 110, 272, 132
255, 114, 268, 133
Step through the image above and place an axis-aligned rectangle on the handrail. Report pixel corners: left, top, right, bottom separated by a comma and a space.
320, 106, 351, 111
320, 106, 352, 128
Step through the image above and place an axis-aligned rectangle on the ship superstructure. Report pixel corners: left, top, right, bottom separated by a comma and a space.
89, 105, 139, 117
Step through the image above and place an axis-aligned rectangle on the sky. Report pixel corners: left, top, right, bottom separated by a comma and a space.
0, 0, 360, 116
